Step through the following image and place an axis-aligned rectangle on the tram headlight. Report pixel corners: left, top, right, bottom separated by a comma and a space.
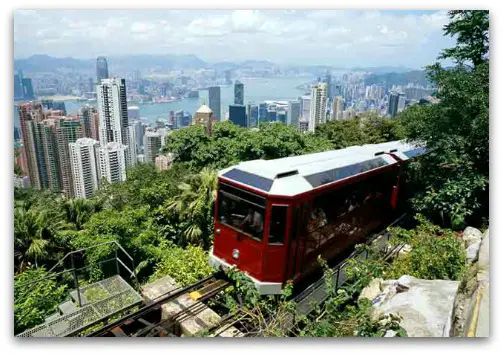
232, 249, 240, 260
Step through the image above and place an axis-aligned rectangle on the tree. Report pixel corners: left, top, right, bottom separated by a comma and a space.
439, 10, 489, 67
397, 10, 489, 228
14, 205, 72, 271
160, 167, 218, 248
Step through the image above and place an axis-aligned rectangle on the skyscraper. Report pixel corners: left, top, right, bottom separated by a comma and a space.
397, 94, 407, 114
258, 103, 268, 124
97, 78, 132, 166
96, 56, 109, 83
229, 104, 247, 127
388, 92, 400, 117
143, 131, 162, 163
14, 73, 24, 99
323, 72, 332, 100
247, 103, 259, 128
128, 125, 138, 166
300, 95, 311, 120
277, 110, 287, 124
330, 96, 343, 120
99, 142, 127, 183
78, 105, 97, 138
22, 78, 34, 99
34, 118, 61, 192
225, 70, 232, 85
308, 83, 328, 132
57, 118, 84, 197
234, 81, 244, 105
70, 138, 101, 199
208, 86, 221, 121
18, 103, 44, 189
287, 101, 301, 127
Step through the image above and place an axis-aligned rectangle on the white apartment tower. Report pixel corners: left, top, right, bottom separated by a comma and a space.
97, 78, 133, 166
143, 131, 162, 163
308, 83, 328, 132
99, 142, 127, 184
69, 138, 101, 199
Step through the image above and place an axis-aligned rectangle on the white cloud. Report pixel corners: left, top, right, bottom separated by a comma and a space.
13, 10, 456, 68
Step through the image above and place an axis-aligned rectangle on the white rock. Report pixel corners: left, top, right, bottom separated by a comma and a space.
370, 278, 460, 337
466, 240, 481, 264
397, 244, 412, 259
462, 227, 483, 248
397, 275, 415, 291
359, 278, 383, 302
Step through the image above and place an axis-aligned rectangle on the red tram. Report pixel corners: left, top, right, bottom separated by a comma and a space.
209, 140, 427, 294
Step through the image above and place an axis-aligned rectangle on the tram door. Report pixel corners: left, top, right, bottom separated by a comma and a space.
263, 204, 292, 283
285, 203, 307, 282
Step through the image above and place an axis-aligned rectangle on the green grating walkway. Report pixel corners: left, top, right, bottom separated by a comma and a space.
17, 275, 143, 337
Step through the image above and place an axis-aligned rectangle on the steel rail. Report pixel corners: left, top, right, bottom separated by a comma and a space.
85, 272, 224, 337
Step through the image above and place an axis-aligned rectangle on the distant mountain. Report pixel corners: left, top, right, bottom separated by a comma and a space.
14, 54, 92, 72
14, 54, 208, 73
364, 70, 430, 88
352, 66, 417, 74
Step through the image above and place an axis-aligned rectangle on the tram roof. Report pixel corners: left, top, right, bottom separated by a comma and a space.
219, 140, 427, 197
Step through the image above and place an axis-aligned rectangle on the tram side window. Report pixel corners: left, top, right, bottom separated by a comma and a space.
268, 205, 287, 244
217, 191, 265, 241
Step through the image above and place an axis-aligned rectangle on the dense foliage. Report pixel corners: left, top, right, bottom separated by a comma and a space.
397, 10, 489, 229
14, 267, 68, 333
386, 215, 466, 281
162, 121, 334, 170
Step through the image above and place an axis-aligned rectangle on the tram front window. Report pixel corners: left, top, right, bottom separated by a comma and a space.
218, 189, 265, 242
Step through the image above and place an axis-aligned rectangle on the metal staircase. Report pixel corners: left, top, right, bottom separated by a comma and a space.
16, 242, 144, 337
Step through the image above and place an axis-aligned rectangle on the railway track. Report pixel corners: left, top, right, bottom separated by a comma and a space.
84, 272, 230, 337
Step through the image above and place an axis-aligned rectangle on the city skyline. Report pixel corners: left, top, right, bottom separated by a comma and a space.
14, 10, 455, 68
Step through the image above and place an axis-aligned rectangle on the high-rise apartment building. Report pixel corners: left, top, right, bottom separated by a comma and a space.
99, 142, 127, 184
56, 118, 84, 197
128, 125, 138, 166
143, 131, 162, 163
70, 138, 101, 199
78, 105, 98, 138
18, 103, 44, 189
155, 154, 174, 171
234, 81, 244, 105
34, 118, 61, 192
208, 86, 221, 121
287, 100, 301, 127
323, 72, 332, 100
388, 92, 401, 117
96, 56, 109, 83
308, 83, 328, 132
97, 77, 132, 167
397, 95, 407, 114
330, 96, 344, 120
300, 95, 311, 120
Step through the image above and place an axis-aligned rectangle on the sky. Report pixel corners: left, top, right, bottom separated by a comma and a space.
13, 10, 456, 69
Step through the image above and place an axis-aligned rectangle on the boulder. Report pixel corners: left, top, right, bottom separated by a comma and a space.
369, 275, 460, 337
462, 227, 483, 248
466, 240, 481, 264
358, 278, 383, 303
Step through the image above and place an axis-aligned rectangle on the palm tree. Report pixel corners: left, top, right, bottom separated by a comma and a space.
61, 198, 100, 230
14, 205, 72, 272
165, 167, 218, 248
